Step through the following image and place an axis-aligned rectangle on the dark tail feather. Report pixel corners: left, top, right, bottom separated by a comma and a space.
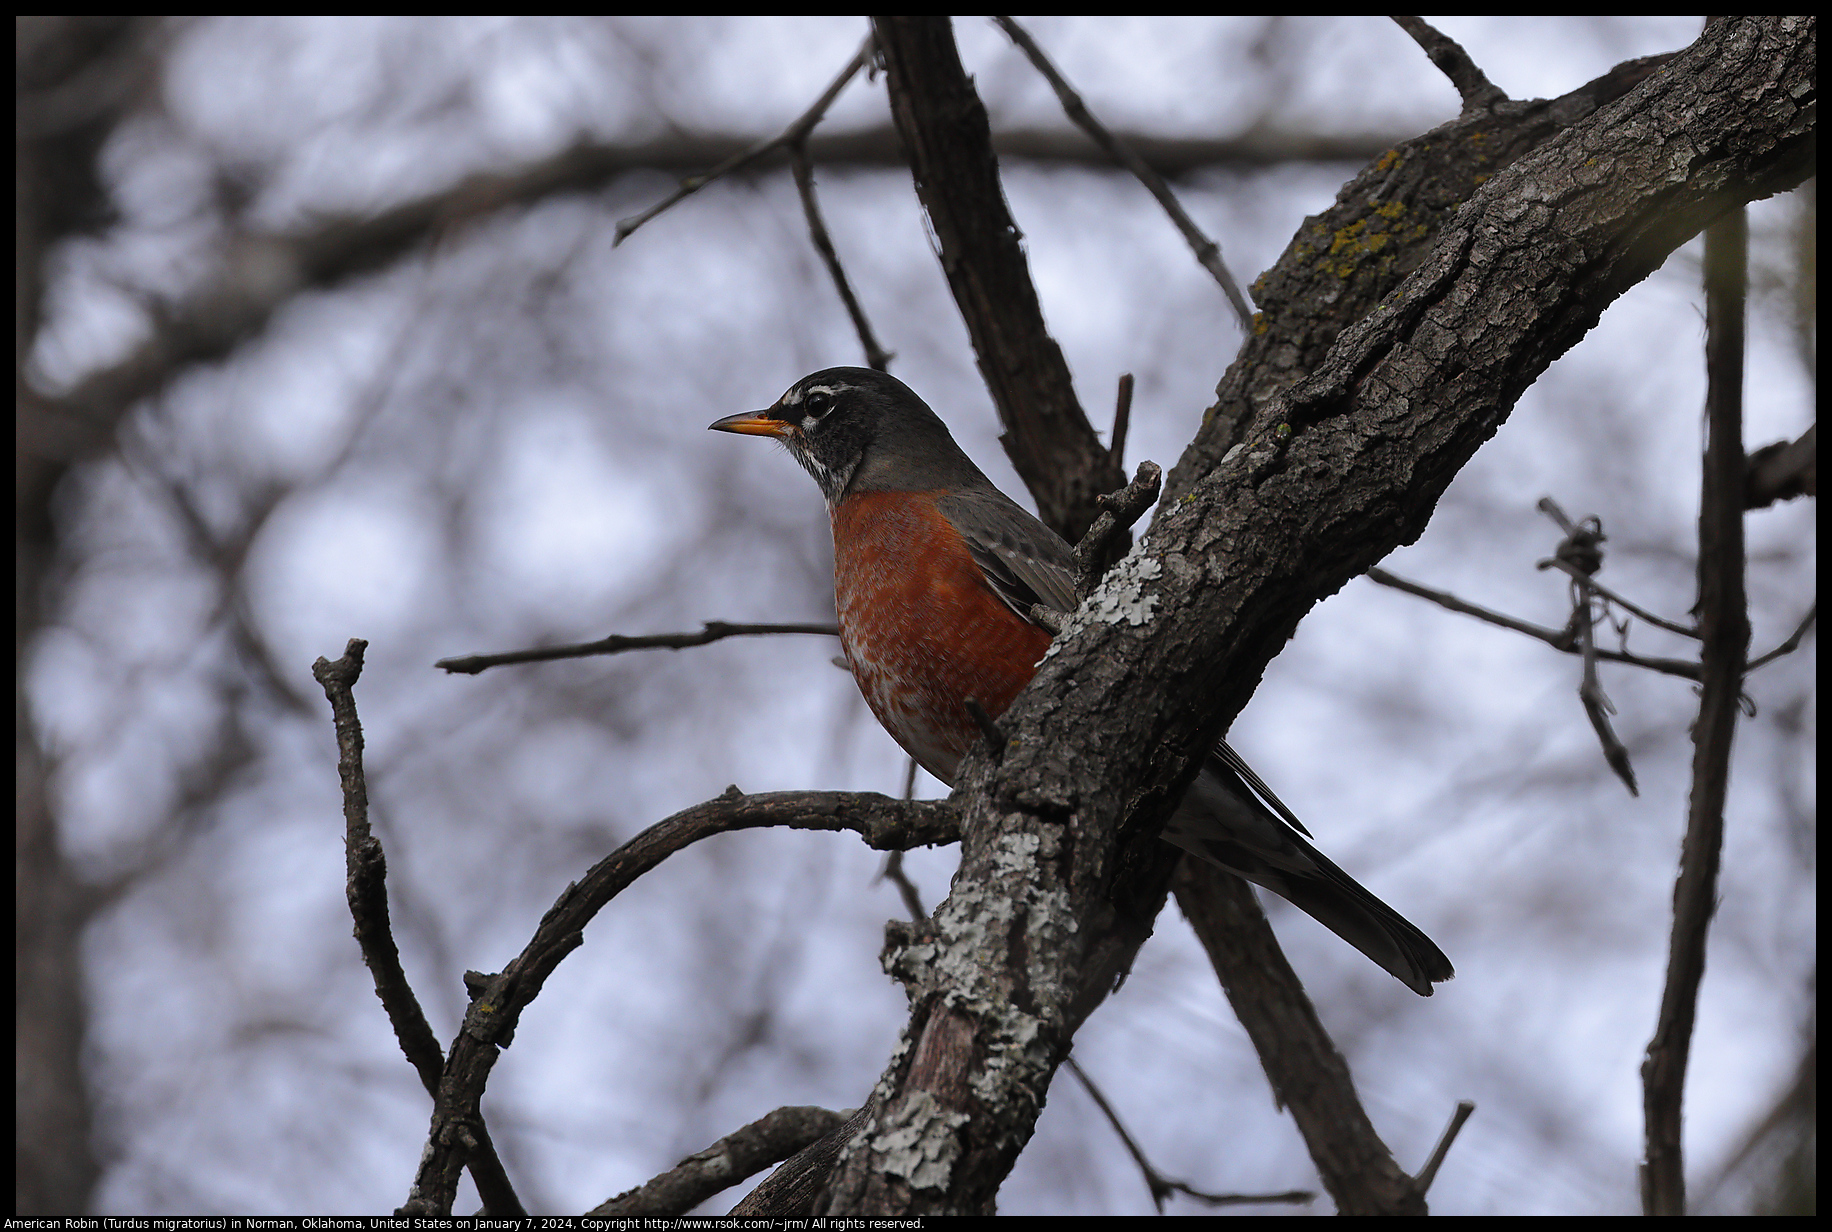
1256, 843, 1454, 996
1165, 759, 1454, 995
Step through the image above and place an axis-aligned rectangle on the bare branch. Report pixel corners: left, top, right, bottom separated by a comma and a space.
1575, 597, 1640, 797
876, 758, 931, 923
590, 1105, 851, 1217
1108, 372, 1134, 468
402, 787, 958, 1215
1172, 863, 1427, 1214
1744, 423, 1816, 507
613, 33, 877, 246
1530, 505, 1641, 793
1413, 1101, 1477, 1195
1642, 202, 1753, 1218
994, 16, 1254, 331
1390, 16, 1508, 113
963, 697, 1007, 762
1066, 1056, 1314, 1212
729, 1104, 877, 1218
790, 143, 894, 371
25, 122, 1407, 466
1538, 500, 1700, 638
311, 639, 524, 1218
435, 621, 838, 675
1075, 460, 1162, 598
1363, 568, 1703, 682
1540, 557, 1702, 640
1748, 602, 1817, 672
873, 14, 1123, 541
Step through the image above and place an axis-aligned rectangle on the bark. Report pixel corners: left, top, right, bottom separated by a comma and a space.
822, 15, 1814, 1215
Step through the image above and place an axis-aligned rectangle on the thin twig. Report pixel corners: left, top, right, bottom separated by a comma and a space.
877, 757, 930, 922
1575, 584, 1639, 797
436, 621, 839, 675
613, 34, 876, 246
1747, 602, 1816, 672
1532, 504, 1640, 793
993, 16, 1254, 331
312, 639, 525, 1218
1364, 568, 1703, 681
1413, 1101, 1476, 1194
790, 142, 894, 371
1066, 1056, 1314, 1211
1108, 372, 1133, 467
1074, 460, 1162, 598
1389, 16, 1507, 113
1538, 556, 1700, 639
963, 697, 1006, 761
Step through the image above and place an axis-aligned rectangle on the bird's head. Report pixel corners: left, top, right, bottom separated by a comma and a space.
710, 367, 983, 506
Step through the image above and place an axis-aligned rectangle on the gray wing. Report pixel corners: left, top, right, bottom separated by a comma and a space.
936, 486, 1079, 619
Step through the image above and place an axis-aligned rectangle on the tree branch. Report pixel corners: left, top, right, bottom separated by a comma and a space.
1364, 567, 1704, 682
24, 120, 1405, 476
1065, 1054, 1314, 1211
401, 787, 958, 1215
590, 1105, 851, 1217
994, 16, 1254, 330
1390, 15, 1508, 113
612, 33, 876, 246
1641, 201, 1753, 1218
435, 621, 838, 675
1173, 865, 1425, 1214
821, 16, 1813, 1215
873, 14, 1124, 541
311, 639, 524, 1217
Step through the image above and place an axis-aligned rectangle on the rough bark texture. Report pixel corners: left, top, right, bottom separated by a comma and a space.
821, 15, 1814, 1215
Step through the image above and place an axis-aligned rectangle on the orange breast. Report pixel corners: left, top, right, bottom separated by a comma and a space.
832, 490, 1053, 785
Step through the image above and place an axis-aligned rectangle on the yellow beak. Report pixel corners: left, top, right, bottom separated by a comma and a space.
708, 410, 790, 438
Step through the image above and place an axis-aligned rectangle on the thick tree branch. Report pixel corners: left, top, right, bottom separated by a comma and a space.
1161, 46, 1685, 507
823, 16, 1813, 1215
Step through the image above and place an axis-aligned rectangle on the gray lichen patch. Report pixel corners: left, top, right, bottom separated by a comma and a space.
1044, 545, 1162, 660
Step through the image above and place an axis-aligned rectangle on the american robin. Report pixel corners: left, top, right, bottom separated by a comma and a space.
712, 367, 1453, 995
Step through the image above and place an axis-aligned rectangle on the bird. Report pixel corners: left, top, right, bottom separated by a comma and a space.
711, 367, 1453, 995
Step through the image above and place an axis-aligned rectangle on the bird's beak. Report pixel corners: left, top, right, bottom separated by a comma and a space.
708, 410, 790, 438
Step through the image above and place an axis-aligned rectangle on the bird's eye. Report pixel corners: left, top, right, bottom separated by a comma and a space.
803, 390, 833, 420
